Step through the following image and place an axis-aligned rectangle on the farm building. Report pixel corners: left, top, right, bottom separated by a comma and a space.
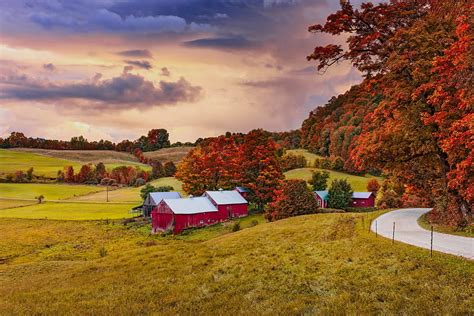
350, 192, 375, 207
143, 192, 182, 217
151, 197, 226, 234
314, 191, 329, 208
234, 186, 250, 199
204, 190, 249, 218
313, 191, 375, 208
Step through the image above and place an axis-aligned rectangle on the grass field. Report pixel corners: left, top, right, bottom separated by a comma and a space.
285, 167, 383, 191
0, 199, 36, 210
0, 202, 135, 220
0, 149, 150, 178
9, 148, 139, 163
286, 149, 324, 166
0, 211, 472, 314
71, 177, 185, 202
0, 183, 106, 200
143, 146, 193, 163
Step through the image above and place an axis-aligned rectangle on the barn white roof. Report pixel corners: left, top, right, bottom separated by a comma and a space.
163, 197, 218, 214
205, 190, 248, 205
352, 192, 373, 199
147, 192, 182, 205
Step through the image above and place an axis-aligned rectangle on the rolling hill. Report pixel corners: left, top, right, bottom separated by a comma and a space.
143, 146, 193, 163
0, 212, 471, 314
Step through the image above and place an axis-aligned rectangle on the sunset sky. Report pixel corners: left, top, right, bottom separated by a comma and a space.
0, 0, 363, 143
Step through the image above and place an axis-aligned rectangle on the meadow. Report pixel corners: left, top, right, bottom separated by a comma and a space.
0, 211, 472, 314
285, 167, 382, 191
143, 146, 193, 163
0, 149, 150, 178
0, 183, 106, 200
286, 149, 324, 165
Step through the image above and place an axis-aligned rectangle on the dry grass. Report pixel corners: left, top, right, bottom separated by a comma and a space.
0, 211, 472, 314
143, 146, 193, 163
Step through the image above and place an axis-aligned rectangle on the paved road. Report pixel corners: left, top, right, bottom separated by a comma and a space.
371, 208, 473, 260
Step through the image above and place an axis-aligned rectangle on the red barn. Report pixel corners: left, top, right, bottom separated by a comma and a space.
234, 186, 250, 199
350, 192, 375, 207
151, 197, 226, 234
204, 190, 248, 218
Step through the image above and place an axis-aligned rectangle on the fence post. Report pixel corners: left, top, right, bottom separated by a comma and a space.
375, 221, 378, 237
392, 222, 395, 244
430, 225, 434, 257
369, 218, 372, 233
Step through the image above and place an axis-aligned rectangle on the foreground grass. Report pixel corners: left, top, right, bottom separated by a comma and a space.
418, 214, 474, 238
285, 167, 383, 191
0, 183, 106, 200
0, 199, 36, 210
0, 149, 150, 178
0, 212, 472, 314
71, 177, 185, 202
0, 202, 135, 220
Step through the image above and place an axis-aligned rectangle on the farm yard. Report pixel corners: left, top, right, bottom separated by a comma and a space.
0, 212, 472, 314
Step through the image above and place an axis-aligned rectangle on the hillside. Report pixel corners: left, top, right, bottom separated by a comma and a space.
285, 167, 382, 192
0, 149, 150, 178
286, 149, 324, 166
8, 148, 140, 163
143, 146, 193, 163
0, 212, 472, 314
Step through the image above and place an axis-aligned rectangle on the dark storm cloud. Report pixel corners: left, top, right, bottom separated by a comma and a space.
183, 36, 258, 49
0, 70, 202, 109
124, 60, 153, 70
117, 49, 153, 58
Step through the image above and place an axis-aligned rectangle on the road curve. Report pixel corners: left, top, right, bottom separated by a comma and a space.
371, 208, 473, 260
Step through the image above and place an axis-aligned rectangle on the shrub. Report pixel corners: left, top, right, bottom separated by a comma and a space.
265, 179, 319, 221
134, 178, 146, 187
232, 222, 241, 232
328, 179, 353, 209
155, 186, 174, 192
249, 220, 259, 227
35, 195, 45, 204
99, 247, 108, 257
331, 156, 344, 171
309, 170, 330, 191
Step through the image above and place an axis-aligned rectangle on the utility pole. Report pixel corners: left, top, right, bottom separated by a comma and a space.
392, 222, 395, 244
106, 185, 109, 202
430, 225, 434, 257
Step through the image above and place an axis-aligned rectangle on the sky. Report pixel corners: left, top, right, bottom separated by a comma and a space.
0, 0, 363, 143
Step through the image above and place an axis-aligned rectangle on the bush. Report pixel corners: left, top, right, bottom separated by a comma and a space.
328, 179, 353, 209
249, 220, 259, 227
232, 222, 241, 232
134, 178, 146, 187
265, 179, 319, 221
331, 157, 344, 171
309, 170, 330, 191
345, 207, 376, 213
99, 247, 108, 257
280, 154, 307, 171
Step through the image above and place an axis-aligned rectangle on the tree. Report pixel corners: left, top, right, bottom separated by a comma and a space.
265, 180, 319, 221
35, 195, 44, 204
309, 170, 330, 191
367, 178, 381, 195
26, 167, 34, 181
64, 166, 75, 183
331, 156, 344, 171
241, 130, 284, 210
163, 161, 177, 177
95, 162, 107, 180
280, 154, 307, 172
140, 183, 156, 200
76, 164, 95, 183
150, 161, 165, 179
328, 179, 353, 209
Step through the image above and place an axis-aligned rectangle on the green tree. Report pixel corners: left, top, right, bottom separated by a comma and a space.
309, 170, 330, 191
140, 183, 156, 200
26, 167, 34, 181
328, 179, 353, 209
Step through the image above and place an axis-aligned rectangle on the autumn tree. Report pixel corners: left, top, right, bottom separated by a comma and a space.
309, 170, 330, 191
280, 153, 307, 172
265, 179, 319, 221
95, 162, 107, 180
307, 0, 472, 226
26, 167, 34, 181
64, 166, 75, 183
163, 161, 177, 177
150, 160, 165, 179
367, 178, 381, 195
328, 179, 353, 209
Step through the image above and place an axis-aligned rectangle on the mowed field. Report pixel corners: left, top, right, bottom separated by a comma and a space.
143, 146, 193, 163
0, 212, 472, 314
285, 168, 383, 191
0, 149, 150, 178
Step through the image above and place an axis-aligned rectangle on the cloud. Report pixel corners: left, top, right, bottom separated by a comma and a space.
0, 70, 202, 110
183, 36, 259, 50
43, 63, 56, 71
161, 67, 171, 76
117, 49, 153, 58
124, 60, 152, 70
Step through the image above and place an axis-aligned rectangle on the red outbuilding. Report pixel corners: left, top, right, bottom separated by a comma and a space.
350, 192, 375, 207
151, 197, 226, 234
204, 190, 248, 218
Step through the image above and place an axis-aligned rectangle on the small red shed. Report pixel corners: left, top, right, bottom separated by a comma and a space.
234, 186, 250, 199
204, 190, 248, 218
351, 192, 375, 207
151, 197, 225, 234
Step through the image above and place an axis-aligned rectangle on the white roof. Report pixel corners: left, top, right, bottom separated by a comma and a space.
147, 192, 181, 205
352, 192, 373, 199
205, 190, 248, 205
163, 197, 218, 214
